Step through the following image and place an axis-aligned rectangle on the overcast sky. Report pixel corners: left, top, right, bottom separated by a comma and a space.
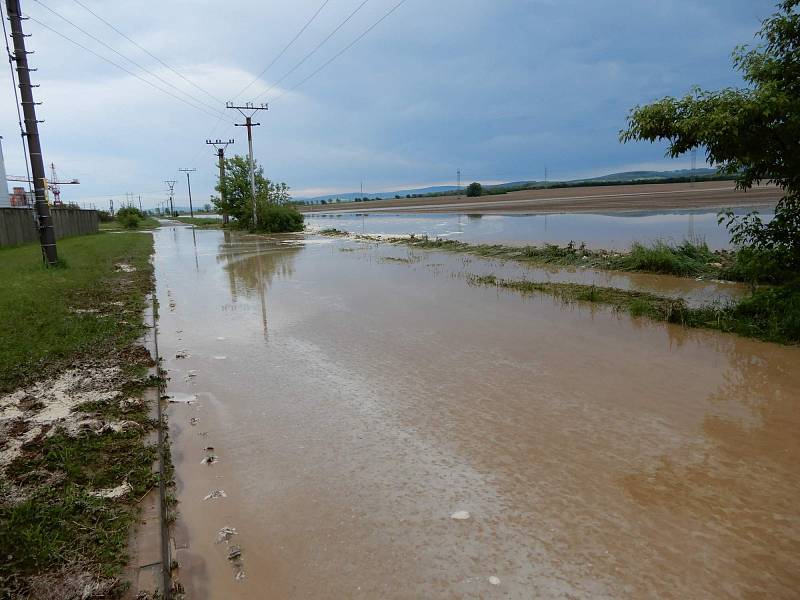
0, 0, 776, 208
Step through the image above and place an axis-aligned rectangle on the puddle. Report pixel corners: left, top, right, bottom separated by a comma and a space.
155, 226, 800, 599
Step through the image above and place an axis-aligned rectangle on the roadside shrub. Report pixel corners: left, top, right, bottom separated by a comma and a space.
116, 207, 144, 229
97, 210, 114, 223
252, 204, 304, 233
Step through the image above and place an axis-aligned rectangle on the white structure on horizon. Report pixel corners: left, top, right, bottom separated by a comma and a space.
0, 136, 9, 207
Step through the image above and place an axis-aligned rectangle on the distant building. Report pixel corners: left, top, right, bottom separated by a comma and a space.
10, 186, 33, 207
0, 136, 9, 207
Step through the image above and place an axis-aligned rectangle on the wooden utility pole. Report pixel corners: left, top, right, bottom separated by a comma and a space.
179, 168, 196, 218
206, 139, 234, 225
226, 102, 267, 228
6, 0, 57, 264
165, 180, 176, 217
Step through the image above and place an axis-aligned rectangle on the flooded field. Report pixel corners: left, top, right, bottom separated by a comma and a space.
155, 224, 800, 599
305, 208, 775, 250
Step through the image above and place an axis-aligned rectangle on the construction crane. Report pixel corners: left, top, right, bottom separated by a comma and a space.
6, 163, 80, 205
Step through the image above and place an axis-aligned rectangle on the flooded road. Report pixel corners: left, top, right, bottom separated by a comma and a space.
305, 208, 775, 249
155, 224, 800, 599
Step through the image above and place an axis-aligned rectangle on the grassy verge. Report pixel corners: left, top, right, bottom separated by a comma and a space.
0, 233, 159, 594
99, 216, 161, 231
174, 216, 223, 228
471, 275, 799, 344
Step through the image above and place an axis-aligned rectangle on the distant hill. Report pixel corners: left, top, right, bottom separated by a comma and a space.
299, 169, 721, 203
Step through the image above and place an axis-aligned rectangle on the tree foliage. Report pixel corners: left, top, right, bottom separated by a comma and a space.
211, 154, 296, 231
466, 182, 483, 197
620, 0, 800, 272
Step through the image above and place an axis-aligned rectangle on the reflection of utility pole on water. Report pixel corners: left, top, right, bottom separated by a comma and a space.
457, 169, 461, 194
227, 102, 267, 227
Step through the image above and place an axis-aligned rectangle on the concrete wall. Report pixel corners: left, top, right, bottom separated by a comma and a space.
0, 137, 9, 207
0, 207, 99, 247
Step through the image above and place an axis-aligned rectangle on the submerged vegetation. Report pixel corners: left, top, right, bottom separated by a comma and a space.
471, 275, 800, 345
320, 229, 799, 344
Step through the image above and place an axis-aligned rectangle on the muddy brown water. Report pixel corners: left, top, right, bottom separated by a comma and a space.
155, 225, 800, 599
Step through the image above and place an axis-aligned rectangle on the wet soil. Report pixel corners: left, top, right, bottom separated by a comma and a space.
155, 225, 800, 599
301, 180, 781, 215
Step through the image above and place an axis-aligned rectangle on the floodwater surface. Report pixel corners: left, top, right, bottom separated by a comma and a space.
305, 208, 774, 249
155, 224, 800, 599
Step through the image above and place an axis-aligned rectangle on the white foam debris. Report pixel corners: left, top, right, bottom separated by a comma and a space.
450, 510, 471, 520
204, 489, 227, 500
216, 527, 237, 544
0, 367, 127, 471
115, 263, 137, 272
213, 355, 227, 360
89, 481, 132, 499
235, 569, 246, 581
201, 455, 219, 465
488, 576, 501, 586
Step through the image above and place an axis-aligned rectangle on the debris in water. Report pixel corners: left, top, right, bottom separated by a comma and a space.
203, 489, 227, 500
186, 370, 197, 378
227, 545, 242, 561
168, 392, 197, 404
204, 446, 215, 451
213, 355, 227, 360
488, 576, 501, 586
450, 510, 471, 520
216, 336, 226, 341
89, 480, 132, 499
235, 569, 246, 581
175, 350, 190, 359
190, 417, 199, 426
201, 455, 218, 465
216, 527, 237, 544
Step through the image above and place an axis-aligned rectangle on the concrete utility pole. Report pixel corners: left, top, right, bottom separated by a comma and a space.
179, 168, 196, 218
138, 194, 142, 212
165, 180, 176, 217
6, 0, 57, 264
227, 102, 267, 227
206, 138, 234, 225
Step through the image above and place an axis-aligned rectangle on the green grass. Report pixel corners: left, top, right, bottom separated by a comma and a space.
0, 233, 154, 393
471, 274, 800, 345
0, 232, 158, 592
174, 216, 223, 228
608, 240, 718, 276
99, 216, 160, 231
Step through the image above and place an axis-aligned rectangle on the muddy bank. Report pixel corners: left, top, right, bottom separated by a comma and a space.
157, 226, 800, 599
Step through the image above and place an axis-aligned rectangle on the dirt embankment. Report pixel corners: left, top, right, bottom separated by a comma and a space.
301, 181, 783, 215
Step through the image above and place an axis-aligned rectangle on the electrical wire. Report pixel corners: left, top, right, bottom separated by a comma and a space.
253, 0, 372, 102
271, 0, 409, 104
32, 0, 225, 117
28, 16, 224, 120
70, 0, 224, 107
234, 0, 332, 100
1, 1, 33, 192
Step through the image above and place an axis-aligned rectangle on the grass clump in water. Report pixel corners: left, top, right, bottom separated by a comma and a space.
470, 274, 800, 345
610, 240, 718, 276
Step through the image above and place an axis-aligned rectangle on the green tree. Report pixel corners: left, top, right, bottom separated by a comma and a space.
466, 182, 483, 197
620, 1, 800, 274
211, 155, 300, 231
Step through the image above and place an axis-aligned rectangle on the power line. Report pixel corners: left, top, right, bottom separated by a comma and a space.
69, 0, 223, 106
254, 0, 372, 102
271, 0, 409, 103
31, 0, 225, 117
1, 0, 33, 192
28, 16, 223, 120
234, 0, 332, 100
